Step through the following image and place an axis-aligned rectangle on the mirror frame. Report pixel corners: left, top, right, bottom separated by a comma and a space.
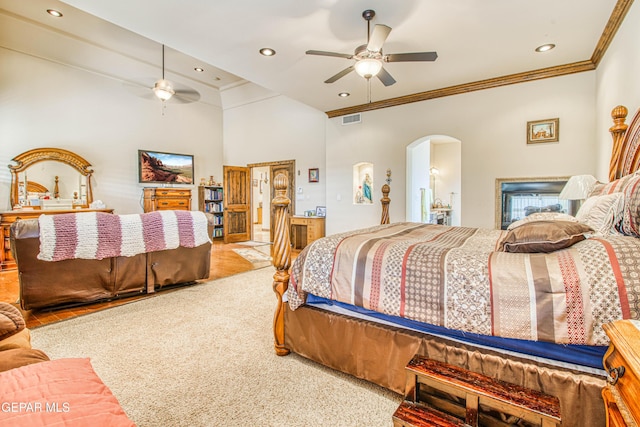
9, 147, 94, 208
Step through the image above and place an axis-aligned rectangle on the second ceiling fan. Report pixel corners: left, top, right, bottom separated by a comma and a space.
124, 45, 201, 106
306, 9, 438, 86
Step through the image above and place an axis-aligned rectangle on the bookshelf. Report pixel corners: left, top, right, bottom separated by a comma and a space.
198, 185, 223, 239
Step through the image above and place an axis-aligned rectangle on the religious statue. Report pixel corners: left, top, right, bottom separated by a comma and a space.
362, 173, 372, 203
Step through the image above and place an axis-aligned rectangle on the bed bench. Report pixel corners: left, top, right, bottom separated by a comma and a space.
399, 355, 562, 427
393, 400, 468, 427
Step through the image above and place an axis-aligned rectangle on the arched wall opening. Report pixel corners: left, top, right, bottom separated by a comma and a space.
406, 135, 462, 226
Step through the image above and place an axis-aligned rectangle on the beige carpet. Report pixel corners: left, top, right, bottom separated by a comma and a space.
31, 267, 401, 426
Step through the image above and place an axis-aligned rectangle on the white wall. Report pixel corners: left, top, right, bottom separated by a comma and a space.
219, 2, 640, 234
222, 83, 327, 216
218, 1, 639, 234
325, 72, 596, 232
595, 1, 640, 179
0, 48, 223, 213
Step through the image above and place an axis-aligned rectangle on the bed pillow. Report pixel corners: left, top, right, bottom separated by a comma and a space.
0, 302, 25, 341
507, 212, 578, 231
619, 174, 640, 237
499, 220, 593, 253
588, 172, 639, 197
575, 192, 624, 235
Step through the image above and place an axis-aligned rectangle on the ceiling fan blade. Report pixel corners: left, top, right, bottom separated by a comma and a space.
172, 89, 201, 104
367, 24, 391, 52
306, 50, 353, 59
377, 67, 396, 87
386, 52, 438, 62
123, 81, 156, 100
324, 66, 355, 84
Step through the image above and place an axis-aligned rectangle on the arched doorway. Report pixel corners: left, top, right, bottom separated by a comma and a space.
406, 135, 462, 226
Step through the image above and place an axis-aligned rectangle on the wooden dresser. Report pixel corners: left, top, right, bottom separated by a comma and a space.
0, 208, 114, 271
290, 216, 325, 250
143, 188, 191, 212
602, 320, 640, 426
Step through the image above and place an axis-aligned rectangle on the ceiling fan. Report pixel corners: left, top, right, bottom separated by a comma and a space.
124, 45, 200, 104
306, 9, 437, 86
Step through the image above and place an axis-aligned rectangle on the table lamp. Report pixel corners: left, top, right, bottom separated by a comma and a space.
558, 175, 597, 201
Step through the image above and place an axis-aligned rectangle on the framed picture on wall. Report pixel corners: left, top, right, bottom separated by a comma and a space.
309, 168, 319, 183
527, 118, 559, 144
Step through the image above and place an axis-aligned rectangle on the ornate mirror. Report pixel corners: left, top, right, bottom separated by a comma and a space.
9, 148, 94, 208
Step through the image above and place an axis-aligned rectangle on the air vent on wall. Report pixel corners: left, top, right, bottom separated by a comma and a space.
342, 113, 361, 125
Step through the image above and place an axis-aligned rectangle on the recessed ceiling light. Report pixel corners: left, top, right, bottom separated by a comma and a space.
338, 92, 350, 98
259, 48, 276, 56
47, 9, 63, 17
194, 67, 204, 72
535, 43, 556, 53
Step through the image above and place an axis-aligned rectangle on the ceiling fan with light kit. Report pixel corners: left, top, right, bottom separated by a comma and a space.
306, 9, 438, 86
124, 44, 200, 108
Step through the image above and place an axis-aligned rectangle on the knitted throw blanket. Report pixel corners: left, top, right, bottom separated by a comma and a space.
37, 211, 211, 262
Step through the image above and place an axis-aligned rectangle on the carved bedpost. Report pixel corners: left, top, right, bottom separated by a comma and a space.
609, 105, 629, 181
380, 183, 391, 224
271, 172, 291, 356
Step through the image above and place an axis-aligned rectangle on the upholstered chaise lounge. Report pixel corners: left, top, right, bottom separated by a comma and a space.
0, 302, 49, 372
10, 211, 212, 310
0, 302, 135, 425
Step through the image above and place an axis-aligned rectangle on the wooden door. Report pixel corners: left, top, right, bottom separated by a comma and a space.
223, 165, 251, 243
269, 161, 295, 243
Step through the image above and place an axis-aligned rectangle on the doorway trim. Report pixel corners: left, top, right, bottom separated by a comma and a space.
247, 159, 296, 241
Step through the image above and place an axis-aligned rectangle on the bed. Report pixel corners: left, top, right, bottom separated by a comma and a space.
270, 105, 640, 427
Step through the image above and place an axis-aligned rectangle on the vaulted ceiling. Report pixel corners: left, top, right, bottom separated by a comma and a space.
1, 0, 631, 116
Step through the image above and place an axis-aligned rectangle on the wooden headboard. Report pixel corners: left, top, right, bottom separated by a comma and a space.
609, 105, 640, 180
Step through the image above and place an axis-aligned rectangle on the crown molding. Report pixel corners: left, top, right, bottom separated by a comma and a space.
326, 0, 634, 118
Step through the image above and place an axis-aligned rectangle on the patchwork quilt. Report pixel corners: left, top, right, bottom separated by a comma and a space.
288, 222, 640, 346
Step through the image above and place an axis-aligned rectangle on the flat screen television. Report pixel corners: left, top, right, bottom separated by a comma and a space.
138, 149, 194, 184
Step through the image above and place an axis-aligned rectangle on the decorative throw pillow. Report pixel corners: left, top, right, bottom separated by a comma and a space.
499, 220, 593, 253
0, 302, 25, 342
575, 192, 624, 235
507, 212, 579, 231
619, 174, 640, 237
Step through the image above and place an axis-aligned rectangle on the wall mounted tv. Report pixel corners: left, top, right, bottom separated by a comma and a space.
138, 150, 194, 184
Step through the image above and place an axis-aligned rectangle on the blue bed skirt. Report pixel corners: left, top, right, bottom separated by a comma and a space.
306, 294, 606, 370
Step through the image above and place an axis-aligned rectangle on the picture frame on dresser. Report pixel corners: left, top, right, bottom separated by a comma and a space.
138, 150, 194, 185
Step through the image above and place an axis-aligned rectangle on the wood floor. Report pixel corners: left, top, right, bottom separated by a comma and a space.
0, 239, 290, 329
